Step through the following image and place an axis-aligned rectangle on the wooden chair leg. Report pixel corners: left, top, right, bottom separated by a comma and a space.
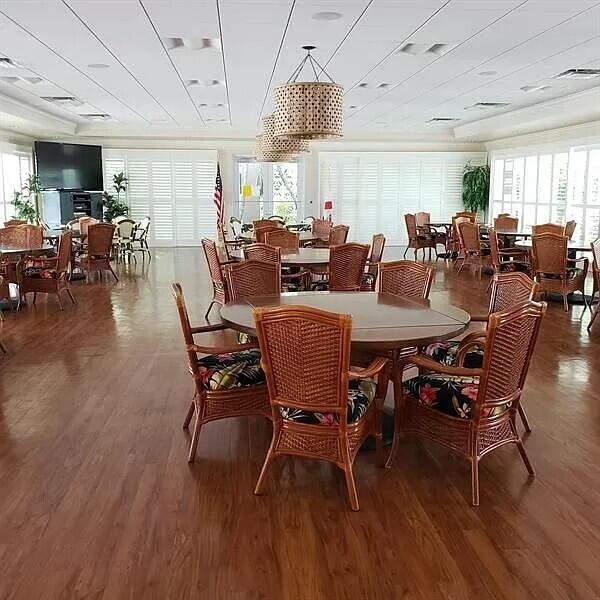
108, 264, 119, 282
471, 457, 480, 506
588, 304, 599, 332
518, 404, 532, 433
56, 292, 64, 311
67, 288, 77, 305
343, 455, 360, 511
204, 300, 216, 320
516, 439, 535, 477
562, 292, 569, 312
385, 369, 403, 468
254, 435, 278, 495
403, 246, 409, 259
0, 340, 6, 354
32, 292, 37, 305
183, 399, 195, 429
187, 412, 203, 463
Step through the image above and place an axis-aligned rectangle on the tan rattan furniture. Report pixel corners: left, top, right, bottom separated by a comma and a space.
172, 283, 270, 463
243, 242, 280, 263
224, 259, 281, 300
264, 229, 300, 250
0, 275, 8, 324
393, 300, 547, 505
361, 233, 386, 291
457, 221, 490, 278
565, 220, 577, 240
378, 260, 434, 299
311, 218, 332, 240
488, 228, 530, 278
4, 219, 26, 227
531, 233, 589, 312
588, 238, 600, 332
254, 225, 281, 244
493, 216, 519, 232
73, 223, 118, 283
328, 224, 349, 246
253, 219, 280, 230
19, 231, 75, 311
253, 304, 391, 511
404, 213, 436, 260
532, 223, 565, 235
321, 243, 369, 291
202, 238, 229, 319
243, 243, 312, 291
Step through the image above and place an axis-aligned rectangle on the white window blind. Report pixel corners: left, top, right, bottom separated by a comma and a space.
319, 152, 486, 244
0, 145, 33, 223
103, 149, 218, 247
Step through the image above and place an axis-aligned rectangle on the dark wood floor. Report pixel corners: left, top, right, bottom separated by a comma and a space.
1, 247, 600, 599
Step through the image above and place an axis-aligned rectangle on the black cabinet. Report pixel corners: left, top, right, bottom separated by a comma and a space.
41, 190, 103, 228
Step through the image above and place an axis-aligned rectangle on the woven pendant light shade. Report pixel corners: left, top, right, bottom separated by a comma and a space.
255, 135, 294, 162
273, 81, 343, 140
255, 114, 309, 162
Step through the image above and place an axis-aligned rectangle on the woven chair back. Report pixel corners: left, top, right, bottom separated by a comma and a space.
415, 212, 430, 227
328, 224, 349, 246
255, 225, 281, 244
171, 283, 199, 378
378, 260, 433, 299
57, 231, 73, 273
531, 233, 568, 275
532, 223, 564, 236
312, 218, 332, 238
243, 243, 281, 263
366, 233, 386, 279
458, 221, 481, 252
87, 223, 115, 257
0, 226, 28, 247
565, 220, 577, 240
404, 213, 418, 240
225, 259, 281, 301
494, 216, 518, 232
202, 238, 225, 287
254, 305, 352, 418
489, 272, 539, 314
264, 229, 299, 250
329, 243, 369, 291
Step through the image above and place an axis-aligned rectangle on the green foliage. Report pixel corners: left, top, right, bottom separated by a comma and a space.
102, 191, 129, 222
112, 172, 128, 200
462, 163, 490, 214
11, 190, 37, 223
22, 173, 42, 197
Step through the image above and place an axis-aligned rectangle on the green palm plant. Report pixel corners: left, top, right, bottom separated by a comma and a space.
462, 163, 490, 215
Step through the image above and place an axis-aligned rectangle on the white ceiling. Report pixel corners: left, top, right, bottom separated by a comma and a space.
0, 0, 598, 141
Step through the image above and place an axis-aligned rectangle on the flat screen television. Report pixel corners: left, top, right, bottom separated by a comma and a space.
34, 141, 103, 191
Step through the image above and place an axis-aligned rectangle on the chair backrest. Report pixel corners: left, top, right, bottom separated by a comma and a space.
254, 219, 283, 230
565, 220, 577, 240
224, 259, 281, 301
171, 283, 200, 378
415, 212, 430, 228
112, 215, 129, 225
0, 226, 28, 247
56, 230, 73, 273
87, 223, 116, 256
497, 213, 510, 218
458, 221, 481, 253
66, 219, 80, 232
455, 211, 477, 222
202, 238, 226, 288
264, 229, 299, 250
21, 224, 43, 248
328, 224, 349, 246
366, 233, 386, 279
79, 217, 99, 236
451, 216, 470, 248
532, 223, 564, 236
488, 272, 539, 314
404, 214, 418, 240
494, 215, 518, 232
116, 218, 136, 239
268, 215, 285, 224
531, 233, 568, 275
255, 224, 281, 244
378, 260, 434, 299
328, 243, 370, 291
591, 238, 600, 272
475, 300, 547, 423
487, 228, 502, 269
4, 219, 26, 227
229, 217, 243, 237
138, 216, 151, 239
254, 305, 352, 421
312, 218, 332, 238
243, 243, 281, 263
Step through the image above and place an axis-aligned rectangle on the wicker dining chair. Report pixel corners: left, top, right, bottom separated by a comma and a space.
314, 243, 370, 292
73, 223, 118, 283
243, 242, 280, 263
361, 233, 386, 291
264, 229, 300, 250
328, 224, 349, 246
404, 213, 436, 261
0, 275, 9, 325
588, 238, 600, 332
456, 221, 490, 278
421, 271, 539, 434
202, 238, 229, 319
19, 231, 76, 311
253, 219, 279, 230
455, 211, 477, 221
378, 260, 434, 299
224, 259, 281, 300
531, 233, 589, 312
4, 219, 26, 227
0, 226, 31, 285
565, 220, 577, 240
312, 218, 332, 240
488, 228, 530, 278
532, 223, 565, 235
255, 224, 281, 244
415, 212, 446, 251
392, 300, 547, 505
172, 283, 270, 463
493, 215, 519, 232
253, 305, 391, 511
243, 243, 311, 291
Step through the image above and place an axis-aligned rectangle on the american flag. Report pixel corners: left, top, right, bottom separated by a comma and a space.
213, 162, 224, 227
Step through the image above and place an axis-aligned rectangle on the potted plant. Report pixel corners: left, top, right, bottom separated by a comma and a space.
102, 172, 129, 221
10, 189, 37, 223
462, 162, 490, 220
20, 174, 43, 225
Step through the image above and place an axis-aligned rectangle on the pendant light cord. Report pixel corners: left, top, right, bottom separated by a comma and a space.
287, 48, 336, 84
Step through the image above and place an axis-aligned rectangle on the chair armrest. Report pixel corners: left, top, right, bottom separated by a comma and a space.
567, 256, 587, 264
469, 314, 489, 322
349, 356, 390, 380
190, 323, 227, 334
456, 332, 487, 367
23, 255, 57, 265
186, 341, 258, 354
411, 355, 483, 377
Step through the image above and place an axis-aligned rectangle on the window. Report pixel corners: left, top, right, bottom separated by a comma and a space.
0, 147, 33, 223
491, 144, 600, 245
235, 158, 304, 224
103, 149, 217, 247
319, 152, 486, 244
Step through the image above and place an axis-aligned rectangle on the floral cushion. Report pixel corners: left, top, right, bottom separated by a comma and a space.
311, 281, 329, 291
280, 378, 376, 425
499, 261, 530, 273
404, 374, 508, 419
424, 341, 484, 369
23, 267, 60, 279
197, 349, 265, 391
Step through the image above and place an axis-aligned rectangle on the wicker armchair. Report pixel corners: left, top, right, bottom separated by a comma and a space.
588, 238, 600, 332
456, 221, 490, 278
0, 275, 8, 324
328, 224, 349, 246
488, 228, 530, 278
224, 259, 281, 300
4, 219, 26, 227
404, 213, 436, 260
255, 224, 281, 244
253, 305, 391, 510
172, 283, 270, 463
0, 226, 31, 284
493, 215, 519, 232
392, 300, 547, 505
378, 260, 434, 299
264, 229, 299, 250
416, 211, 446, 250
19, 231, 76, 311
243, 242, 280, 263
243, 243, 311, 291
361, 233, 386, 291
532, 223, 564, 235
73, 223, 118, 283
531, 233, 589, 312
253, 219, 281, 230
202, 238, 229, 319
313, 243, 370, 292
311, 218, 332, 240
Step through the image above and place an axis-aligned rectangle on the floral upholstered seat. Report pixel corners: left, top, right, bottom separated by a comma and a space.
404, 374, 510, 419
23, 266, 60, 279
280, 379, 376, 425
423, 341, 485, 369
197, 349, 265, 391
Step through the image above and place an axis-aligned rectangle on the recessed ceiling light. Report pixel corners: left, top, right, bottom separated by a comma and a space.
87, 63, 110, 69
42, 96, 84, 107
312, 11, 343, 21
464, 102, 510, 111
555, 68, 600, 80
0, 57, 20, 69
397, 42, 456, 56
186, 78, 224, 88
163, 37, 221, 51
377, 83, 391, 89
348, 105, 361, 110
479, 70, 497, 77
520, 84, 551, 93
357, 82, 368, 89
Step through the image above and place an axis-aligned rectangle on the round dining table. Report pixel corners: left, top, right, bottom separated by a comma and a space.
228, 247, 330, 267
241, 231, 326, 245
514, 239, 591, 253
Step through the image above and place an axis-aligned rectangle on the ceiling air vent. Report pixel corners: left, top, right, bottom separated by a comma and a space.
397, 43, 456, 56
555, 68, 600, 80
80, 113, 111, 121
0, 57, 19, 69
427, 117, 459, 123
42, 96, 84, 107
465, 102, 510, 111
